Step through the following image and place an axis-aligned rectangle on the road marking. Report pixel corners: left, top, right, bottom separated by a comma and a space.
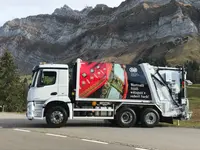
135, 148, 149, 150
13, 128, 31, 133
46, 133, 67, 138
81, 139, 108, 145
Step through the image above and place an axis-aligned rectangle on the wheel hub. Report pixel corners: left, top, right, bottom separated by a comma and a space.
51, 111, 64, 124
121, 111, 133, 124
145, 112, 156, 125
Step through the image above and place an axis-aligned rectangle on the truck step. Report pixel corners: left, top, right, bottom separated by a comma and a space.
73, 116, 114, 120
73, 108, 114, 112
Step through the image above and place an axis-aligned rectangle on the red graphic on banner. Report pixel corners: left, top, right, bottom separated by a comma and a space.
79, 60, 128, 99
123, 70, 128, 99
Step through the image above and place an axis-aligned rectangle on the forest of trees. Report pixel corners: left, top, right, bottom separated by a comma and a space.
0, 50, 28, 112
184, 60, 200, 83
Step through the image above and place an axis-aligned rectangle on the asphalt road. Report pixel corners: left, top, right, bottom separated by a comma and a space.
0, 129, 135, 150
0, 113, 200, 150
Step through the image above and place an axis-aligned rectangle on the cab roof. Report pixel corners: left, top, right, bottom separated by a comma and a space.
32, 63, 68, 72
39, 64, 68, 68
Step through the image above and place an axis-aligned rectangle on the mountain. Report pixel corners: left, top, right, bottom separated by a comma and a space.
1, 0, 200, 74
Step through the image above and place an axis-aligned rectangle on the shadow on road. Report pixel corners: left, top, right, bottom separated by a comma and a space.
0, 119, 47, 128
0, 118, 166, 129
0, 118, 120, 129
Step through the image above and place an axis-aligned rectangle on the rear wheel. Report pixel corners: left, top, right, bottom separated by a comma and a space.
116, 107, 137, 128
141, 108, 160, 128
46, 106, 68, 128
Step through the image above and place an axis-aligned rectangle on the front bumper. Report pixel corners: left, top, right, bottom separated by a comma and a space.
183, 111, 193, 120
26, 101, 44, 120
26, 101, 35, 120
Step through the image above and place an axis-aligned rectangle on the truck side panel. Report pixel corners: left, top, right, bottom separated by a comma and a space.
75, 59, 152, 102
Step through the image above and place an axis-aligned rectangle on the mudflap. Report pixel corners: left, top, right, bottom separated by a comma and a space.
160, 117, 174, 124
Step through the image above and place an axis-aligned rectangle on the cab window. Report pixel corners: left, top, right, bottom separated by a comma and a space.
37, 71, 57, 87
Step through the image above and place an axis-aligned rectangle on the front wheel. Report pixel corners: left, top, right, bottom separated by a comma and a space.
116, 107, 137, 128
46, 106, 68, 128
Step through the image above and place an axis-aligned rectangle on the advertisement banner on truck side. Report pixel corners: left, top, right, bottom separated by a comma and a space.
78, 60, 152, 101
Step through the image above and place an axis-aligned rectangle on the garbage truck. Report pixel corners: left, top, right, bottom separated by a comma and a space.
26, 58, 192, 128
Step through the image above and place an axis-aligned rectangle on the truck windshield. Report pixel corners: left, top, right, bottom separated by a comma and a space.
30, 70, 38, 87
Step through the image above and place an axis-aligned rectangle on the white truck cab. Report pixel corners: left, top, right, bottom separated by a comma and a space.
26, 59, 192, 128
27, 63, 72, 119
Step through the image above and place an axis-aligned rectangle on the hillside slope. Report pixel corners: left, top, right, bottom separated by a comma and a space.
0, 0, 200, 73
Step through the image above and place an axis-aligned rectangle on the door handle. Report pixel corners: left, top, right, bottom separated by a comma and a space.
51, 92, 57, 95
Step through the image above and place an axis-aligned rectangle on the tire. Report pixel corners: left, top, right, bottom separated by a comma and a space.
46, 106, 68, 128
116, 107, 137, 128
141, 108, 160, 128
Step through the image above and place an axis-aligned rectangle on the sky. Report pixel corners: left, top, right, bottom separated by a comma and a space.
0, 0, 124, 26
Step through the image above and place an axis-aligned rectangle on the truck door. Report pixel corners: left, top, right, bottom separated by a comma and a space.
34, 69, 59, 102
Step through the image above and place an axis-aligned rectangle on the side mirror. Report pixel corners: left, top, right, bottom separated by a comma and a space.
28, 84, 31, 89
37, 81, 44, 87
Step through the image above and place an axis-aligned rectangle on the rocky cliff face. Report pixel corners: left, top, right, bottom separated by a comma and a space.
0, 0, 200, 74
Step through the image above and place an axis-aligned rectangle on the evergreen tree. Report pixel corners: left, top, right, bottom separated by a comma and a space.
136, 57, 168, 67
184, 60, 200, 83
0, 50, 25, 112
